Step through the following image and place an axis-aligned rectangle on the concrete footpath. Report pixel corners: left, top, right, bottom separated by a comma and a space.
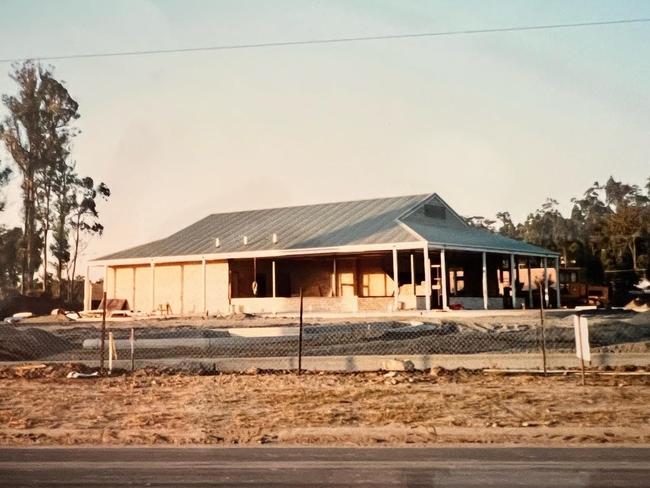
1, 446, 649, 487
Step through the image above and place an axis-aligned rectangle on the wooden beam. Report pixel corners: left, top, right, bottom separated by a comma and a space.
151, 262, 156, 313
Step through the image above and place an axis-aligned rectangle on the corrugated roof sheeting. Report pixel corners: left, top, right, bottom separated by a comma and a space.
404, 220, 554, 255
96, 193, 557, 261
98, 194, 426, 260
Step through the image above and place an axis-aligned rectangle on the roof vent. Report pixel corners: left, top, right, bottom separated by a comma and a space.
272, 233, 278, 244
423, 204, 446, 220
243, 236, 248, 246
215, 238, 220, 248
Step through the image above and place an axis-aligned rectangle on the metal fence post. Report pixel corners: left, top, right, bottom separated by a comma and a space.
298, 288, 304, 375
539, 286, 547, 375
130, 328, 135, 372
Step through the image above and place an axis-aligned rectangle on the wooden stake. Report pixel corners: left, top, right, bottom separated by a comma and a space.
298, 288, 304, 376
100, 291, 106, 376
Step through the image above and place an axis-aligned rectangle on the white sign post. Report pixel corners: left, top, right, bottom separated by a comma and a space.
573, 314, 590, 385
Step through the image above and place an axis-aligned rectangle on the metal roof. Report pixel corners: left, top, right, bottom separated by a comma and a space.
95, 193, 556, 262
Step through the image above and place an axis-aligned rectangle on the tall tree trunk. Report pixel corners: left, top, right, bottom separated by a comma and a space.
41, 184, 51, 294
68, 213, 81, 302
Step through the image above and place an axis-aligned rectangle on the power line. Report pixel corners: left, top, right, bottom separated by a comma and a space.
1, 17, 649, 64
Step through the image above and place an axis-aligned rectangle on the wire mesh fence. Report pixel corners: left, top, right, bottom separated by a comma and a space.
1, 312, 649, 370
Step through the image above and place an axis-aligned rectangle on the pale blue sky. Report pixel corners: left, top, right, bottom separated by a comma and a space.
0, 0, 649, 269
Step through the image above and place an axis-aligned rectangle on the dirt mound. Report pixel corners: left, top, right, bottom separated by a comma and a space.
0, 325, 74, 361
19, 314, 72, 324
0, 362, 96, 379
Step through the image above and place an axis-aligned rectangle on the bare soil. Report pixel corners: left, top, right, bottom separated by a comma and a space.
1, 365, 649, 446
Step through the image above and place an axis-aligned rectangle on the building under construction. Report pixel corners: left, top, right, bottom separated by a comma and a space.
86, 193, 560, 314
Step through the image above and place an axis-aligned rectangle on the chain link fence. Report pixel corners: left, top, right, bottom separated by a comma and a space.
2, 310, 649, 371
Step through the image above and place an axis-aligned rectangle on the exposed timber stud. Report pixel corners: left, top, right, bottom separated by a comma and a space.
150, 262, 156, 313
482, 252, 488, 310
510, 254, 517, 309
202, 258, 207, 314
440, 249, 448, 310
555, 256, 561, 308
424, 246, 432, 310
131, 267, 136, 312
180, 264, 184, 315
392, 248, 399, 311
332, 258, 337, 297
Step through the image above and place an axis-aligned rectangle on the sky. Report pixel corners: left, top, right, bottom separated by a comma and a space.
0, 0, 649, 275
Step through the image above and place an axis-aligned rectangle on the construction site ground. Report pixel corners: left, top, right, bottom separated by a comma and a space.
0, 364, 649, 446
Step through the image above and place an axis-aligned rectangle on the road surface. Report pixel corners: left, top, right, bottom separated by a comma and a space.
1, 446, 649, 487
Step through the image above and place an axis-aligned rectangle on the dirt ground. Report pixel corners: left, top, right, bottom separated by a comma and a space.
1, 364, 649, 446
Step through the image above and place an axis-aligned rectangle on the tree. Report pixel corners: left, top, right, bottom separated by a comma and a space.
601, 177, 649, 271
50, 160, 77, 293
0, 61, 79, 293
496, 211, 519, 238
67, 177, 110, 300
465, 216, 496, 232
0, 161, 10, 212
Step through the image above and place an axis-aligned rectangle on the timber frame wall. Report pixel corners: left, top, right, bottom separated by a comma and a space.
85, 243, 560, 314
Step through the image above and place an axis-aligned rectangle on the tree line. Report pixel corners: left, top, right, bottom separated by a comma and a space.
466, 177, 650, 284
0, 61, 110, 301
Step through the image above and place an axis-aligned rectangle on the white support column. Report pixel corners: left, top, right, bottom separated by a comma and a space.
103, 265, 108, 298
424, 246, 432, 310
201, 258, 207, 314
440, 249, 448, 310
150, 262, 156, 313
482, 252, 488, 310
543, 257, 549, 308
527, 257, 533, 309
272, 260, 276, 298
510, 254, 517, 309
392, 248, 399, 310
555, 256, 561, 309
410, 253, 416, 295
332, 258, 337, 297
83, 265, 91, 311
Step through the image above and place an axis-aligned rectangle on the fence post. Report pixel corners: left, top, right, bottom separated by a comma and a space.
100, 291, 106, 376
130, 328, 135, 372
298, 288, 304, 375
539, 286, 547, 375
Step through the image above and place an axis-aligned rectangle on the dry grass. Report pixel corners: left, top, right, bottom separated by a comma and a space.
1, 365, 649, 446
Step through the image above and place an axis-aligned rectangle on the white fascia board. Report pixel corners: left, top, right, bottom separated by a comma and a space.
88, 241, 425, 267
426, 242, 559, 257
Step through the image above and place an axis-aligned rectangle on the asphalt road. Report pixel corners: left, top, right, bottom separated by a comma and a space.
1, 446, 649, 487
